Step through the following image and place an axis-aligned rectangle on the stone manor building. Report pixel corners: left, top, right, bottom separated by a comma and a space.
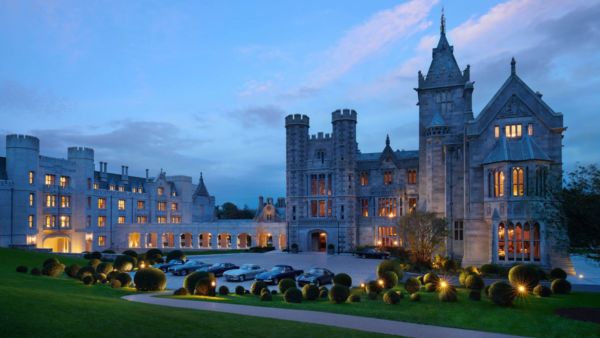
285, 14, 568, 268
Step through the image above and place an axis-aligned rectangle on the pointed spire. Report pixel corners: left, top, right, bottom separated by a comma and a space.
440, 7, 446, 35
511, 57, 516, 75
194, 172, 209, 197
385, 134, 390, 147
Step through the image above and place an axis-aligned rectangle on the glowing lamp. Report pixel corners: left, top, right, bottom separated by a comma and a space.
439, 281, 448, 289
140, 262, 146, 269
517, 285, 526, 294
360, 283, 365, 289
393, 240, 398, 246
211, 281, 216, 287
579, 274, 584, 279
378, 279, 384, 286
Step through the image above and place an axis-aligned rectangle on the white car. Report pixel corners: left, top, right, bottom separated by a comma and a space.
223, 264, 266, 282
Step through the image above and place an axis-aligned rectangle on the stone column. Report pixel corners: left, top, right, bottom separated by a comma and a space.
212, 233, 218, 249
175, 233, 181, 249
141, 233, 147, 249
231, 233, 237, 249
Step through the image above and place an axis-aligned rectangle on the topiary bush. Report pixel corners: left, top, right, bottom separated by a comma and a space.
417, 275, 424, 285
533, 284, 552, 297
82, 275, 95, 285
96, 262, 113, 275
114, 254, 137, 272
145, 248, 163, 261
459, 271, 474, 286
65, 264, 80, 278
465, 274, 484, 290
438, 285, 457, 302
278, 278, 296, 294
329, 284, 350, 304
102, 249, 115, 254
250, 281, 268, 295
380, 271, 398, 289
489, 281, 515, 306
383, 290, 401, 304
410, 292, 421, 302
469, 290, 481, 301
347, 294, 361, 303
377, 260, 404, 281
283, 287, 302, 303
218, 285, 230, 295
89, 251, 102, 260
424, 283, 436, 292
404, 277, 421, 294
551, 279, 571, 294
88, 258, 101, 269
166, 250, 186, 262
106, 270, 118, 282
480, 263, 500, 275
16, 266, 28, 273
333, 273, 352, 288
95, 273, 107, 284
174, 287, 188, 296
134, 267, 167, 291
110, 279, 122, 289
30, 267, 41, 276
114, 272, 132, 287
319, 287, 328, 299
508, 264, 540, 290
184, 271, 216, 295
484, 284, 491, 297
423, 272, 439, 286
43, 257, 60, 268
77, 266, 96, 280
302, 284, 320, 301
366, 280, 382, 294
260, 290, 272, 301
122, 249, 138, 258
235, 285, 245, 295
367, 291, 378, 300
550, 268, 567, 280
42, 261, 65, 277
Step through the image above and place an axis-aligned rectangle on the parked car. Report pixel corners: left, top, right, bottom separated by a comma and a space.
196, 262, 239, 277
169, 260, 209, 276
354, 247, 391, 259
223, 264, 266, 282
153, 259, 186, 272
255, 265, 304, 285
296, 267, 334, 287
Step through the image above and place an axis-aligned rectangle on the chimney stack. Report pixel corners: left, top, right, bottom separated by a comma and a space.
258, 196, 264, 210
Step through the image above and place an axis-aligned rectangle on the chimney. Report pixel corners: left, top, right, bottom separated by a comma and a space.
258, 196, 264, 210
99, 161, 107, 181
121, 165, 128, 181
145, 169, 149, 181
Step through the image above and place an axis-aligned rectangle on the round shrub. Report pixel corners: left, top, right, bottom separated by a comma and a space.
550, 268, 567, 280
380, 271, 398, 289
166, 250, 186, 262
410, 292, 421, 302
114, 254, 137, 272
218, 285, 230, 296
278, 278, 296, 294
30, 267, 41, 276
65, 264, 81, 278
145, 248, 163, 260
134, 267, 167, 291
347, 294, 361, 303
106, 270, 118, 282
88, 258, 101, 269
459, 271, 474, 286
43, 257, 60, 268
110, 279, 122, 289
122, 249, 138, 258
96, 262, 113, 275
533, 285, 552, 297
551, 279, 571, 294
508, 264, 540, 290
283, 287, 302, 303
184, 271, 216, 295
114, 272, 132, 287
302, 284, 320, 301
329, 284, 350, 304
417, 275, 424, 285
438, 286, 457, 302
89, 251, 102, 260
465, 274, 484, 290
16, 266, 28, 273
235, 285, 245, 295
489, 281, 515, 306
423, 272, 439, 286
260, 291, 272, 301
377, 260, 404, 281
319, 287, 328, 299
383, 290, 401, 304
174, 287, 188, 296
442, 259, 458, 272
424, 283, 436, 292
464, 266, 479, 275
82, 275, 95, 285
367, 291, 378, 300
484, 284, 491, 297
469, 290, 481, 301
77, 266, 96, 280
102, 249, 115, 254
251, 281, 268, 296
480, 263, 500, 275
95, 273, 107, 284
333, 273, 352, 288
245, 290, 250, 294
366, 280, 382, 294
42, 262, 65, 277
405, 277, 421, 294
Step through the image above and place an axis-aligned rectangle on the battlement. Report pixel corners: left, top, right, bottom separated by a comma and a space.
6, 134, 40, 151
68, 147, 95, 161
310, 132, 331, 140
285, 114, 310, 127
331, 109, 357, 122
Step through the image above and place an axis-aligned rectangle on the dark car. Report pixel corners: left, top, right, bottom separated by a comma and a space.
354, 247, 391, 259
169, 260, 209, 276
196, 262, 239, 277
153, 259, 186, 272
296, 267, 334, 287
255, 265, 304, 284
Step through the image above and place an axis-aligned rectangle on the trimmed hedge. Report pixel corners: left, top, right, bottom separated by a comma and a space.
484, 284, 491, 297
96, 262, 113, 275
134, 267, 167, 291
278, 278, 296, 294
404, 277, 421, 294
380, 271, 398, 289
329, 285, 350, 304
508, 264, 540, 290
16, 265, 28, 273
251, 281, 268, 296
410, 292, 421, 302
376, 260, 404, 281
489, 281, 515, 306
218, 285, 230, 295
366, 280, 382, 294
260, 290, 272, 301
533, 284, 552, 297
166, 250, 186, 262
480, 263, 501, 275
550, 268, 567, 280
174, 287, 188, 296
383, 290, 401, 304
459, 271, 474, 286
42, 262, 65, 277
43, 257, 60, 268
465, 274, 484, 290
367, 291, 378, 300
347, 294, 361, 303
122, 250, 138, 258
302, 284, 320, 300
88, 258, 101, 269
114, 272, 132, 287
438, 286, 457, 302
271, 289, 278, 295
184, 271, 216, 295
235, 285, 245, 295
82, 275, 95, 285
114, 255, 137, 272
106, 270, 118, 282
423, 272, 439, 286
424, 283, 436, 292
83, 251, 102, 260
65, 264, 80, 278
77, 266, 96, 280
551, 279, 571, 294
95, 273, 107, 284
110, 279, 122, 288
283, 287, 302, 303
333, 273, 352, 288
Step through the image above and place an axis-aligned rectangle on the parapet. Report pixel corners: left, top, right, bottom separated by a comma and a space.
6, 134, 40, 151
310, 132, 331, 140
332, 109, 357, 122
285, 114, 310, 127
68, 147, 95, 161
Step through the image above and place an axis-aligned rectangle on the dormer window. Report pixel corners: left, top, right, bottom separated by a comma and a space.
157, 187, 164, 196
494, 125, 500, 139
528, 123, 534, 136
505, 124, 522, 138
360, 172, 369, 186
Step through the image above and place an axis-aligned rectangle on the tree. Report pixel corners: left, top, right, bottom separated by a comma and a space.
562, 164, 600, 248
399, 211, 448, 265
216, 202, 256, 219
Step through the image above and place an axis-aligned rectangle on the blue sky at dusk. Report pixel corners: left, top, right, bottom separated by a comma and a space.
1, 0, 599, 207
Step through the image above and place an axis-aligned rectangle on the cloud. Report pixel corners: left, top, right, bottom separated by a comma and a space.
238, 45, 288, 62
228, 105, 285, 127
0, 80, 72, 115
238, 80, 274, 97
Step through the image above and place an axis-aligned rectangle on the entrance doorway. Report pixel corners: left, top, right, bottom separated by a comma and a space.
43, 236, 71, 253
310, 231, 327, 252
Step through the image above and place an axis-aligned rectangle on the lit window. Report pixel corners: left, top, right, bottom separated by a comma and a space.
97, 198, 106, 209
128, 232, 141, 248
59, 176, 69, 188
136, 215, 147, 224
109, 184, 116, 191
494, 125, 500, 138
361, 199, 369, 217
28, 171, 35, 185
60, 196, 70, 208
45, 194, 56, 207
377, 198, 397, 217
497, 222, 540, 262
118, 186, 125, 192
505, 124, 522, 138
494, 170, 505, 197
118, 216, 126, 224
60, 215, 70, 228
310, 200, 317, 217
29, 193, 35, 207
45, 215, 56, 228
137, 200, 145, 209
157, 202, 167, 211
93, 183, 99, 190
157, 187, 164, 196
157, 216, 167, 224
360, 172, 369, 186
171, 191, 176, 197
118, 199, 126, 210
407, 170, 417, 184
98, 216, 106, 227
528, 123, 534, 136
138, 187, 143, 193
384, 171, 393, 185
512, 167, 524, 196
171, 203, 178, 212
408, 198, 417, 214
45, 174, 55, 186
132, 187, 137, 193
318, 200, 326, 217
28, 215, 34, 228
98, 236, 106, 247
170, 216, 181, 224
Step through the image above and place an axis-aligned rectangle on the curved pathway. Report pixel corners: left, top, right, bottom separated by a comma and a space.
123, 292, 526, 338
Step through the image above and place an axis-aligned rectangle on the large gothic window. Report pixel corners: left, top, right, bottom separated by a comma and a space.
512, 167, 524, 196
494, 170, 505, 197
497, 221, 541, 262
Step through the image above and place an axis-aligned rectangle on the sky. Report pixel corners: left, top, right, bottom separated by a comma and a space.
1, 0, 599, 207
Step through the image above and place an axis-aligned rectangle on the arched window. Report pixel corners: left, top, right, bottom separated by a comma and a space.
498, 223, 505, 260
512, 167, 524, 196
494, 170, 505, 197
497, 221, 541, 263
515, 223, 523, 260
507, 222, 515, 260
523, 223, 531, 261
534, 223, 541, 261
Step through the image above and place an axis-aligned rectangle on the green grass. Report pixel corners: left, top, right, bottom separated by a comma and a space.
0, 248, 391, 338
171, 284, 600, 338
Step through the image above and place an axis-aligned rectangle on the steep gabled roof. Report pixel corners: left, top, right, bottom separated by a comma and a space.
193, 172, 210, 197
483, 134, 551, 164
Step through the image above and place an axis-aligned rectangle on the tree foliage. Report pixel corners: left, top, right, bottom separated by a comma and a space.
562, 164, 600, 247
216, 202, 255, 219
399, 211, 448, 265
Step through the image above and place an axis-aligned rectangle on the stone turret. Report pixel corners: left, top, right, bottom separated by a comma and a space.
285, 114, 310, 245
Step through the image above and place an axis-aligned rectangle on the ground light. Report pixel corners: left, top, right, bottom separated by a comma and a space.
517, 285, 527, 295
439, 280, 448, 289
378, 279, 384, 287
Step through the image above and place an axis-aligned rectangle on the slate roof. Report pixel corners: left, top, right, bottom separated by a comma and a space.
0, 157, 6, 180
93, 171, 147, 190
422, 32, 465, 89
194, 173, 210, 197
357, 150, 418, 162
483, 134, 551, 164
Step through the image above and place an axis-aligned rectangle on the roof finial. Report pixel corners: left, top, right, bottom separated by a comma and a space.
200, 172, 204, 181
440, 7, 446, 35
385, 134, 390, 147
511, 57, 516, 75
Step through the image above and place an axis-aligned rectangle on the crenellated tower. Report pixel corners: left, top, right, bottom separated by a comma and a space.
285, 114, 309, 246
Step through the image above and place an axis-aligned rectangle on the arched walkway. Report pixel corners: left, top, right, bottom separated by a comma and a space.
180, 232, 193, 248
43, 236, 71, 253
257, 232, 273, 247
129, 232, 141, 248
217, 233, 231, 249
237, 233, 252, 249
146, 232, 158, 248
162, 232, 174, 248
198, 233, 212, 248
308, 229, 327, 252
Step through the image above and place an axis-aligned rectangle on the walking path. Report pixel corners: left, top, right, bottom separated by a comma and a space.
123, 292, 526, 338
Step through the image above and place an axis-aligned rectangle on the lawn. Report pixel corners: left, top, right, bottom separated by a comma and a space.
0, 248, 392, 338
171, 282, 600, 338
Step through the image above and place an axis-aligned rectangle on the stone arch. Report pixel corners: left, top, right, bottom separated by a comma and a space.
180, 232, 193, 248
42, 235, 71, 253
128, 232, 141, 248
146, 232, 158, 248
198, 232, 212, 248
217, 233, 231, 249
237, 233, 252, 249
162, 232, 174, 248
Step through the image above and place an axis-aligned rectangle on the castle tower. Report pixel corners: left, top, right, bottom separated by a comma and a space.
67, 147, 95, 252
285, 114, 309, 246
